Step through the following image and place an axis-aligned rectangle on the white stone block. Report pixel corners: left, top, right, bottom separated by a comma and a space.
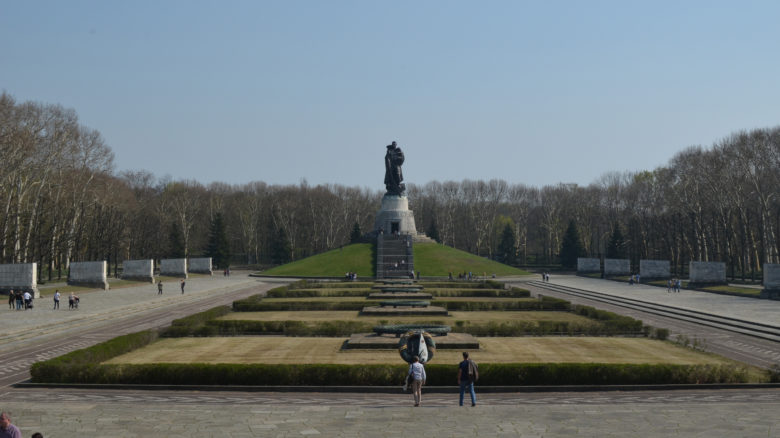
160, 258, 188, 278
604, 259, 630, 276
689, 261, 726, 284
764, 264, 780, 290
640, 260, 670, 279
0, 263, 39, 298
188, 257, 212, 275
122, 259, 154, 283
69, 261, 109, 290
577, 258, 600, 273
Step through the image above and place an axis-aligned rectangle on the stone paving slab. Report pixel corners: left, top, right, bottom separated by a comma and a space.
2, 396, 778, 437
545, 275, 780, 327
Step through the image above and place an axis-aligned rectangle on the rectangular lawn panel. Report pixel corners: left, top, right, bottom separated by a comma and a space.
106, 337, 732, 366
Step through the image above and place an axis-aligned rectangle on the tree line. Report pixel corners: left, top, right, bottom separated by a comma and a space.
2, 93, 778, 280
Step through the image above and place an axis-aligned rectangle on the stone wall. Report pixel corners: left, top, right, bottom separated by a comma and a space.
69, 261, 109, 290
762, 264, 780, 299
640, 260, 670, 280
122, 259, 154, 283
604, 259, 630, 276
188, 257, 212, 275
160, 259, 188, 278
689, 261, 726, 285
0, 263, 39, 298
577, 258, 600, 273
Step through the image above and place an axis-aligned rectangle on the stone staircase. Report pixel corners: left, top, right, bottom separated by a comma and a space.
376, 234, 414, 279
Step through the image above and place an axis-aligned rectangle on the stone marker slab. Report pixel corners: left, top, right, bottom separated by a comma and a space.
188, 257, 212, 275
0, 263, 39, 298
762, 264, 780, 299
360, 305, 448, 316
577, 258, 600, 273
160, 258, 188, 278
122, 259, 154, 283
368, 292, 433, 299
689, 261, 726, 285
69, 261, 109, 290
604, 259, 630, 276
640, 260, 670, 279
345, 333, 479, 350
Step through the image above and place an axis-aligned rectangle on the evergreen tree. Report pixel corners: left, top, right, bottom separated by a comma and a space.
168, 221, 185, 258
427, 219, 441, 243
350, 222, 362, 244
271, 225, 291, 265
559, 220, 584, 269
497, 223, 516, 264
205, 212, 231, 268
606, 222, 626, 259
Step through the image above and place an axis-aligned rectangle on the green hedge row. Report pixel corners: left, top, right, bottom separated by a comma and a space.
572, 305, 644, 333
428, 288, 530, 298
32, 355, 754, 385
268, 289, 370, 298
205, 320, 375, 337
160, 306, 232, 337
232, 296, 568, 312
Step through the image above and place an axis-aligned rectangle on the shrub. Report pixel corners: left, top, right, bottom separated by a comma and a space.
32, 359, 756, 386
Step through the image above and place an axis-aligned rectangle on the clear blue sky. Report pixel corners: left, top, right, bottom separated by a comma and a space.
3, 1, 780, 189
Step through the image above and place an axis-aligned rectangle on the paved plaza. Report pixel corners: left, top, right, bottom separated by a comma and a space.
0, 273, 778, 437
542, 275, 780, 327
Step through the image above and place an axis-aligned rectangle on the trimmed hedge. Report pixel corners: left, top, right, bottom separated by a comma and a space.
267, 289, 370, 298
428, 287, 529, 298
234, 295, 569, 312
572, 305, 643, 333
160, 306, 232, 337
32, 357, 754, 385
205, 320, 375, 337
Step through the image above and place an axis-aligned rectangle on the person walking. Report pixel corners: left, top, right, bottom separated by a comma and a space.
407, 355, 426, 407
157, 281, 163, 295
7, 290, 14, 310
0, 412, 22, 438
23, 291, 32, 310
180, 279, 185, 294
458, 352, 479, 406
53, 290, 60, 310
68, 292, 75, 310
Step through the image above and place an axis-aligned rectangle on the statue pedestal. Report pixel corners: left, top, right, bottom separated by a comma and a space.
374, 195, 417, 235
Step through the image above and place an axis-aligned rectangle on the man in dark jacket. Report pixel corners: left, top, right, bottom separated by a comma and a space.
457, 351, 478, 406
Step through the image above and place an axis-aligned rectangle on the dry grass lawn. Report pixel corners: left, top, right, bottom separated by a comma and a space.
105, 337, 732, 366
218, 311, 596, 325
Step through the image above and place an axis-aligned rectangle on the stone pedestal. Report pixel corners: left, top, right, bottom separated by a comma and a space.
374, 195, 417, 235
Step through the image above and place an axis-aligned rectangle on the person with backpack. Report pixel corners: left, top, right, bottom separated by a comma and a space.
407, 355, 426, 407
458, 351, 478, 406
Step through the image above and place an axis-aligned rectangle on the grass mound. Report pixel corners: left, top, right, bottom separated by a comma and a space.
257, 242, 530, 277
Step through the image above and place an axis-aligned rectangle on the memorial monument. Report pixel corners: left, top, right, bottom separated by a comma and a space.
374, 141, 417, 236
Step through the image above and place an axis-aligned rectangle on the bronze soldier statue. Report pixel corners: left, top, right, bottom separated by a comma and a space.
384, 141, 406, 195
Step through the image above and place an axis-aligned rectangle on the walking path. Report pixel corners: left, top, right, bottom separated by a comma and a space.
541, 275, 779, 327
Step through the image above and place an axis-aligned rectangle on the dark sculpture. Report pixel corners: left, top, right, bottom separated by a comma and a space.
384, 141, 405, 195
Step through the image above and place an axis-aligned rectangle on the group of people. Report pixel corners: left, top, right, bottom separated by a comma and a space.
6, 290, 33, 310
667, 278, 682, 292
157, 279, 186, 295
344, 272, 358, 281
541, 272, 550, 282
628, 274, 641, 285
405, 352, 479, 407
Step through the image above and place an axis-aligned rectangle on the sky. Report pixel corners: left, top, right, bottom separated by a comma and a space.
3, 1, 780, 190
